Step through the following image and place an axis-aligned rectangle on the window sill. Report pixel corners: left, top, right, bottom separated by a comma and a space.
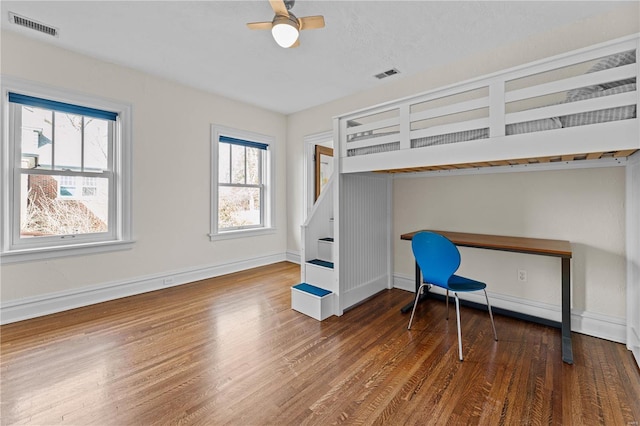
1, 240, 135, 264
209, 227, 276, 241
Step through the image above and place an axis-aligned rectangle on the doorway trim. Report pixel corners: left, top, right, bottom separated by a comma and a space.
315, 145, 334, 202
303, 130, 333, 219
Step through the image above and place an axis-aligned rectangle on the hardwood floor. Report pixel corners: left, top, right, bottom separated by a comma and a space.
2, 261, 639, 425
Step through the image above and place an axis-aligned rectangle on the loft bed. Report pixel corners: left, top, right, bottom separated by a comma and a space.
305, 34, 639, 322
336, 35, 639, 175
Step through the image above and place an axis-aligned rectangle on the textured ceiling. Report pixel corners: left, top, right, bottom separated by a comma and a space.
0, 1, 629, 114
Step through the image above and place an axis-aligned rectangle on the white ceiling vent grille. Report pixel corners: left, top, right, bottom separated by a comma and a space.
374, 68, 400, 80
8, 12, 58, 37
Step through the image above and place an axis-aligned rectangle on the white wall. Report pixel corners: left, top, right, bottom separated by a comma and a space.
286, 3, 638, 339
1, 31, 288, 315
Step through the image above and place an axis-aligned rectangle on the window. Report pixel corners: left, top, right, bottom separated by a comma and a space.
1, 78, 132, 262
210, 125, 274, 239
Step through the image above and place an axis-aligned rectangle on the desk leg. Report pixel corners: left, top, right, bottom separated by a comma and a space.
401, 261, 428, 313
561, 257, 573, 364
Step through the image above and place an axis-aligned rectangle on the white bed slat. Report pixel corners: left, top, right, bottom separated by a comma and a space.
505, 91, 637, 125
403, 81, 489, 110
490, 80, 506, 138
410, 118, 490, 140
345, 133, 400, 150
345, 116, 400, 136
400, 105, 411, 150
339, 118, 348, 158
409, 96, 490, 123
506, 63, 637, 103
503, 38, 638, 82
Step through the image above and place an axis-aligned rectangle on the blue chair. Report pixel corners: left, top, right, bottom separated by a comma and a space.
408, 231, 498, 361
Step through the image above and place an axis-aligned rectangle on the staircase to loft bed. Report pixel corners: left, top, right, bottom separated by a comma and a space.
292, 169, 393, 320
293, 172, 393, 320
292, 175, 336, 320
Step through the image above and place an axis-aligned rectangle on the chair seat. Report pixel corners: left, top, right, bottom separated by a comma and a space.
425, 275, 487, 293
422, 274, 487, 292
448, 274, 486, 292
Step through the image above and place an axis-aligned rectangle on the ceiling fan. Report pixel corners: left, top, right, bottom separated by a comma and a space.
246, 0, 325, 48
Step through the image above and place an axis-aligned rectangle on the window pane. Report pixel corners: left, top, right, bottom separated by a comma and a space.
20, 106, 53, 170
20, 173, 109, 238
218, 186, 261, 229
54, 112, 82, 171
231, 144, 246, 184
84, 118, 109, 172
219, 142, 230, 183
246, 147, 261, 185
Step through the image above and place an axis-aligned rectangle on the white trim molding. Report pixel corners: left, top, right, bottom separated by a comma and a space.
303, 130, 333, 218
286, 249, 301, 264
1, 252, 289, 325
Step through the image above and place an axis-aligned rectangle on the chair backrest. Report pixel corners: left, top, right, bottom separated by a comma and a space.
411, 231, 461, 288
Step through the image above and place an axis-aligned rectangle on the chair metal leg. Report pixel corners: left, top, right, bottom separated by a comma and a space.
483, 289, 498, 341
445, 289, 450, 320
408, 283, 427, 330
454, 293, 463, 361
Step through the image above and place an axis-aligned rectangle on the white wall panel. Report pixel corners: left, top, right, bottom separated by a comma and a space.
339, 173, 390, 310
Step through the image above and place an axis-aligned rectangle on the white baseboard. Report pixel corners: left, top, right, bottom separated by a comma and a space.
341, 274, 388, 314
394, 273, 626, 344
1, 252, 288, 325
286, 250, 301, 264
571, 309, 627, 344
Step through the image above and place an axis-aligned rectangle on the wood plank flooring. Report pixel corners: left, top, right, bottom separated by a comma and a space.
2, 261, 639, 425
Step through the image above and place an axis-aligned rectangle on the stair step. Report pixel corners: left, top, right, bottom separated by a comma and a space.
292, 283, 332, 297
317, 238, 333, 263
291, 282, 333, 321
307, 259, 334, 269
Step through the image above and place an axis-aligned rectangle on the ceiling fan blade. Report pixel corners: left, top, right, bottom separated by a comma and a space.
289, 39, 300, 48
269, 0, 289, 16
299, 15, 325, 30
246, 21, 273, 30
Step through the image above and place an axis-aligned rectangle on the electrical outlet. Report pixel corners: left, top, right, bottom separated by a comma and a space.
163, 277, 174, 286
518, 269, 527, 282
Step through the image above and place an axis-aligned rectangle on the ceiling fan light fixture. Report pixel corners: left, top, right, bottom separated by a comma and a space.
271, 15, 299, 48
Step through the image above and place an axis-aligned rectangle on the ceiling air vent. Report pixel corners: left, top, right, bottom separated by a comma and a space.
374, 68, 400, 80
8, 12, 58, 37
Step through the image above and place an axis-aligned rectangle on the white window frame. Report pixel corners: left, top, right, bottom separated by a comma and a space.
210, 125, 275, 240
1, 77, 133, 263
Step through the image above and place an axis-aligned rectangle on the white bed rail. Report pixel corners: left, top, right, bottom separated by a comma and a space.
338, 34, 639, 173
